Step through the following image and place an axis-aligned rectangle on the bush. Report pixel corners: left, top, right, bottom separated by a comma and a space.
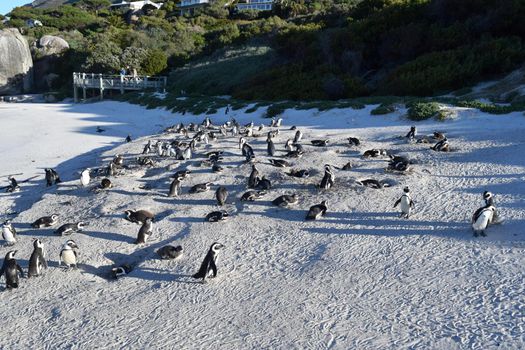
407, 102, 440, 120
370, 103, 395, 115
142, 49, 168, 75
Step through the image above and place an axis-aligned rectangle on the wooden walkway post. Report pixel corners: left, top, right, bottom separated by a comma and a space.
99, 73, 103, 100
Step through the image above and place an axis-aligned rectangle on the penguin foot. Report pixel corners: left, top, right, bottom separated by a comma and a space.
480, 232, 487, 237
474, 232, 479, 237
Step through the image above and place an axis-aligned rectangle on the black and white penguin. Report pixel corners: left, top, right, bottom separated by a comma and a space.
216, 186, 228, 206
172, 169, 192, 180
431, 138, 449, 152
189, 182, 212, 194
248, 165, 259, 189
45, 168, 61, 187
363, 149, 388, 158
267, 137, 276, 157
433, 132, 446, 140
347, 137, 360, 146
2, 220, 17, 246
142, 140, 153, 154
100, 178, 112, 189
240, 190, 266, 201
293, 130, 303, 143
136, 218, 153, 244
285, 139, 294, 152
55, 222, 86, 236
306, 201, 328, 220
0, 251, 24, 289
319, 165, 335, 190
205, 211, 229, 222
107, 162, 117, 177
192, 242, 225, 281
311, 139, 329, 147
59, 240, 79, 269
272, 194, 299, 207
6, 177, 20, 193
388, 155, 411, 172
31, 214, 59, 228
28, 239, 47, 278
157, 245, 183, 260
472, 205, 495, 237
125, 134, 132, 143
168, 175, 184, 198
342, 162, 352, 170
393, 187, 415, 218
358, 179, 389, 189
256, 176, 272, 190
80, 168, 90, 187
268, 159, 290, 168
406, 126, 416, 140
113, 154, 124, 167
111, 264, 133, 279
212, 162, 224, 173
124, 209, 155, 224
286, 169, 310, 178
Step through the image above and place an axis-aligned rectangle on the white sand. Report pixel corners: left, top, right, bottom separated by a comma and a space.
0, 101, 524, 349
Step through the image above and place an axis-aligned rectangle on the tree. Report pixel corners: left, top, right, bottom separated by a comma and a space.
142, 49, 168, 75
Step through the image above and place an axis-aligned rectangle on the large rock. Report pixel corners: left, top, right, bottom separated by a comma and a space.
35, 35, 69, 56
0, 29, 33, 95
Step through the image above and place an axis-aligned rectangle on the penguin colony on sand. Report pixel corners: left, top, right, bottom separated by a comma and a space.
1, 117, 503, 289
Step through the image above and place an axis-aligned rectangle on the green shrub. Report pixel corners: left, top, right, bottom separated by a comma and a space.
407, 102, 440, 120
371, 104, 395, 115
266, 104, 285, 118
142, 49, 168, 75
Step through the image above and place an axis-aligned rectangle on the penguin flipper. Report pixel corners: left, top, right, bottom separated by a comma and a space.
210, 260, 217, 278
192, 257, 209, 279
393, 198, 401, 208
16, 264, 24, 278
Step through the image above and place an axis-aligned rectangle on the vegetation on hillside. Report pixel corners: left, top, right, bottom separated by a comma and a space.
5, 0, 525, 100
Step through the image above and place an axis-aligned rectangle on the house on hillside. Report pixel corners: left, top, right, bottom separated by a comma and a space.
110, 0, 163, 11
178, 0, 210, 15
236, 0, 273, 11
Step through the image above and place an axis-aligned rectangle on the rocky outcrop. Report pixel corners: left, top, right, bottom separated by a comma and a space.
35, 35, 70, 56
0, 29, 33, 95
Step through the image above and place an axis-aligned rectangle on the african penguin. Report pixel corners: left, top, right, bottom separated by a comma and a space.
6, 177, 20, 192
393, 187, 415, 218
311, 139, 329, 147
100, 178, 112, 189
189, 182, 212, 194
240, 190, 266, 201
168, 175, 184, 197
406, 126, 416, 140
45, 168, 61, 186
59, 240, 79, 269
113, 154, 124, 167
136, 218, 153, 244
157, 245, 183, 260
471, 205, 495, 237
31, 214, 59, 228
0, 251, 24, 289
55, 222, 86, 236
2, 220, 17, 246
306, 201, 328, 221
192, 242, 225, 282
248, 165, 259, 189
267, 137, 276, 157
111, 264, 133, 279
205, 211, 229, 222
293, 130, 303, 143
268, 159, 290, 168
216, 186, 228, 206
286, 169, 310, 178
347, 137, 360, 146
80, 168, 90, 187
319, 165, 335, 190
124, 210, 155, 224
28, 239, 47, 278
431, 138, 449, 152
125, 134, 132, 142
272, 194, 299, 207
255, 176, 272, 190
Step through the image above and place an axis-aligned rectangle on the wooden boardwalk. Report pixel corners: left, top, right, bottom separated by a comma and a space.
73, 72, 167, 102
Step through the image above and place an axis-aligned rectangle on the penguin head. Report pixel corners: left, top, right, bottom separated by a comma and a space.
124, 210, 134, 219
403, 187, 410, 193
321, 200, 328, 207
411, 126, 416, 131
77, 222, 87, 230
211, 242, 225, 253
483, 191, 493, 199
3, 219, 12, 227
64, 240, 78, 250
33, 239, 43, 249
51, 214, 59, 221
5, 251, 17, 259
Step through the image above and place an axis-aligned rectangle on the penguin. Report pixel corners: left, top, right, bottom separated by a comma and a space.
28, 239, 47, 278
285, 149, 304, 158
192, 242, 225, 281
6, 176, 20, 193
311, 139, 329, 147
319, 164, 335, 190
59, 240, 79, 269
205, 211, 229, 222
111, 264, 133, 279
216, 186, 228, 206
483, 191, 494, 207
255, 176, 272, 190
125, 134, 132, 143
189, 182, 212, 194
80, 168, 90, 187
293, 130, 303, 143
272, 194, 299, 207
285, 169, 310, 178
96, 126, 105, 133
142, 140, 152, 154
394, 187, 415, 218
347, 137, 360, 146
31, 214, 59, 228
100, 178, 112, 189
433, 132, 446, 140
358, 179, 389, 189
342, 162, 352, 170
172, 169, 192, 180
212, 162, 224, 173
55, 222, 86, 236
157, 245, 183, 260
2, 220, 17, 246
248, 165, 259, 189
406, 126, 416, 140
136, 218, 153, 244
472, 205, 495, 237
239, 137, 246, 151
267, 137, 276, 157
285, 139, 294, 152
431, 138, 449, 152
242, 142, 255, 162
363, 149, 388, 158
268, 159, 290, 168
106, 162, 116, 177
45, 168, 61, 186
168, 175, 184, 198
0, 251, 24, 289
240, 190, 266, 201
306, 201, 328, 220
275, 118, 283, 127
124, 209, 155, 224
113, 154, 124, 167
